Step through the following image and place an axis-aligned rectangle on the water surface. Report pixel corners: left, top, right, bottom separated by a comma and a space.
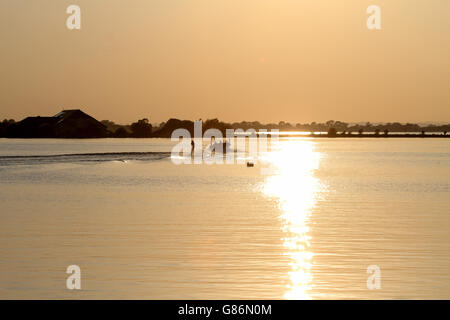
0, 138, 448, 299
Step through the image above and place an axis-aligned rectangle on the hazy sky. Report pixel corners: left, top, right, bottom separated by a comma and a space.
1, 1, 449, 124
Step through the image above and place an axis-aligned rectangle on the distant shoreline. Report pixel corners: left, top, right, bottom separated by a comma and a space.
1, 109, 449, 139
271, 133, 450, 138
1, 133, 449, 139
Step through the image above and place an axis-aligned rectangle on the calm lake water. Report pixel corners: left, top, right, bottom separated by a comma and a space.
0, 138, 449, 299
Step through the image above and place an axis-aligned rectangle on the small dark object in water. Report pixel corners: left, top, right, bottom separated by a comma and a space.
247, 161, 254, 167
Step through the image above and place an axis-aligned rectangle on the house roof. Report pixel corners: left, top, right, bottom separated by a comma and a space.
19, 109, 106, 128
55, 109, 89, 120
14, 109, 109, 138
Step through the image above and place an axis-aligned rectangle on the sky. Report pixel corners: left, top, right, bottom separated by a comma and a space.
0, 0, 449, 124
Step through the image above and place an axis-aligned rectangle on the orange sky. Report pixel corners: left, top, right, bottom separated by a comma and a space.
0, 1, 449, 124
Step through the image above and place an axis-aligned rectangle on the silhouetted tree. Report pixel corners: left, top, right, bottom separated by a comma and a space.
375, 129, 380, 136
0, 119, 16, 137
114, 127, 129, 138
358, 128, 364, 135
131, 118, 152, 138
384, 129, 389, 136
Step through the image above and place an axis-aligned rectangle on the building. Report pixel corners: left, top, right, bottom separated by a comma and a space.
10, 109, 109, 138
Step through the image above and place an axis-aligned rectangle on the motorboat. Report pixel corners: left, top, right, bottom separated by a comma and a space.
207, 140, 234, 154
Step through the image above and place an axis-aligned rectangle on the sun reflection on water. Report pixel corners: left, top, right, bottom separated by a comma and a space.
261, 139, 322, 299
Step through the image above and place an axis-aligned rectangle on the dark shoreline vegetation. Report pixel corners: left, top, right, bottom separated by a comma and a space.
0, 109, 449, 139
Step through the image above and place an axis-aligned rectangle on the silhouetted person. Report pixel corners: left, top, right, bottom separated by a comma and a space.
191, 139, 195, 155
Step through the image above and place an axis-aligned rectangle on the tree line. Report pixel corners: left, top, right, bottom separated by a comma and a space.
1, 118, 449, 138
